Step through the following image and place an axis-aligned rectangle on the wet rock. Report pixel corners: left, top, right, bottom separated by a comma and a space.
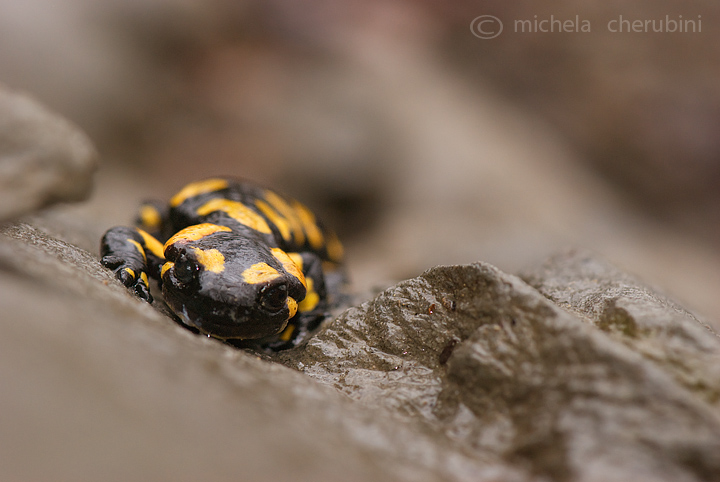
279, 261, 720, 482
0, 86, 97, 222
4, 212, 720, 481
0, 223, 519, 482
522, 249, 720, 406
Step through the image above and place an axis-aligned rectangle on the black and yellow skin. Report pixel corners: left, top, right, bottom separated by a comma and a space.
100, 177, 345, 350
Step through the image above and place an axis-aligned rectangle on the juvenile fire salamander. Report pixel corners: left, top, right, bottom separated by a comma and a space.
100, 177, 345, 350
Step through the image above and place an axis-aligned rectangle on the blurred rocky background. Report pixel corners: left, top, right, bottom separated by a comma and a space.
2, 0, 720, 480
3, 0, 719, 318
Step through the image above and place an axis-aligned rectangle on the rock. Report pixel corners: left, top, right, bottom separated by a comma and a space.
522, 249, 720, 406
279, 260, 720, 481
0, 223, 518, 482
0, 86, 97, 222
3, 216, 720, 481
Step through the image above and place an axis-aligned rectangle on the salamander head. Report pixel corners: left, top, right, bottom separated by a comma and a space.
160, 224, 306, 339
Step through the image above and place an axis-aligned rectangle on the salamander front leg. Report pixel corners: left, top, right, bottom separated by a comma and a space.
100, 226, 165, 302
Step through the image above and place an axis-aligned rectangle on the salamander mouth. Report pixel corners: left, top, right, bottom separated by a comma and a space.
167, 297, 288, 340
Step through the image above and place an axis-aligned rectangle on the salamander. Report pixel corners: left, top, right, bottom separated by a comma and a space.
100, 177, 345, 350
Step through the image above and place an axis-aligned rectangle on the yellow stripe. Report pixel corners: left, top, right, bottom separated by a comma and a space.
192, 247, 225, 273
127, 239, 146, 262
140, 272, 149, 285
264, 190, 305, 245
170, 178, 229, 207
137, 229, 165, 259
139, 204, 162, 230
322, 260, 341, 274
271, 248, 306, 289
255, 199, 292, 242
124, 267, 136, 279
279, 322, 295, 341
241, 262, 280, 285
293, 201, 324, 250
287, 297, 298, 319
298, 277, 319, 312
161, 261, 174, 277
287, 252, 303, 271
164, 224, 231, 251
325, 231, 344, 263
197, 199, 271, 234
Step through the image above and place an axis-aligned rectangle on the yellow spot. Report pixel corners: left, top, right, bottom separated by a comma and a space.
287, 297, 298, 319
170, 178, 229, 207
298, 277, 319, 312
264, 190, 305, 245
140, 272, 149, 285
197, 199, 271, 234
128, 239, 146, 262
323, 261, 341, 274
137, 229, 165, 259
279, 322, 295, 341
139, 205, 162, 230
293, 201, 324, 250
161, 261, 174, 277
191, 247, 225, 273
287, 252, 303, 271
271, 248, 306, 289
242, 262, 280, 285
124, 267, 136, 279
255, 199, 291, 242
325, 232, 344, 263
164, 224, 232, 251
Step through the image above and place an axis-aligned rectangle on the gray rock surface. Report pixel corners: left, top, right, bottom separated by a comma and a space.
279, 261, 720, 482
523, 249, 720, 407
0, 223, 512, 482
3, 47, 720, 482
4, 217, 720, 481
1, 141, 718, 480
0, 85, 97, 222
1, 89, 718, 482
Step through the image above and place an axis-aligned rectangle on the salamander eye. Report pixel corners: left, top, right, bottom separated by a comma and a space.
174, 255, 199, 285
259, 283, 288, 313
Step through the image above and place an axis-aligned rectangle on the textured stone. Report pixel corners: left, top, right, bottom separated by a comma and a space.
3, 218, 720, 481
522, 249, 720, 406
0, 86, 97, 222
0, 223, 518, 482
279, 261, 720, 482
